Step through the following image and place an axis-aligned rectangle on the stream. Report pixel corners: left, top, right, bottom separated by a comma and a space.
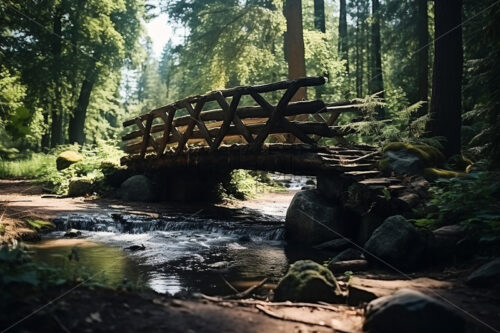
28, 175, 322, 296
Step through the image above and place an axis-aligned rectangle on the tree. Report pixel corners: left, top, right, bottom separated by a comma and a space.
338, 0, 348, 70
284, 0, 307, 101
427, 0, 463, 156
313, 0, 325, 33
370, 0, 385, 119
416, 0, 429, 105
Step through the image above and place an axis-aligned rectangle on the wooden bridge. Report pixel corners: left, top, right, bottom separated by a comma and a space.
120, 77, 399, 191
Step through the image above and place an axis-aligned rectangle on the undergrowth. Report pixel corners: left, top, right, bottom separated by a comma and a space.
219, 170, 284, 200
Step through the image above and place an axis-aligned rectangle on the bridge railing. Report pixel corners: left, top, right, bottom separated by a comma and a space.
121, 76, 365, 159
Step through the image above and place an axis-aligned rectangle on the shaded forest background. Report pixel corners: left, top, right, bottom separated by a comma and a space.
0, 0, 499, 164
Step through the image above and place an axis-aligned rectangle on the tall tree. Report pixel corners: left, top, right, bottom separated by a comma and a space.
338, 0, 348, 70
416, 0, 429, 105
313, 0, 325, 33
427, 0, 463, 156
284, 0, 307, 101
369, 0, 385, 118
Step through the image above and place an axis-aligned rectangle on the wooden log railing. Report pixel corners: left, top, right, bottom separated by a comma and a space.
121, 76, 364, 159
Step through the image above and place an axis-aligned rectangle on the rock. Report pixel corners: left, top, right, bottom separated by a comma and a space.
317, 174, 353, 201
363, 215, 434, 270
330, 248, 364, 263
395, 192, 420, 211
305, 179, 315, 185
466, 258, 500, 288
119, 175, 154, 202
285, 190, 347, 245
432, 225, 465, 261
313, 238, 350, 252
67, 178, 93, 197
64, 229, 82, 238
56, 151, 82, 170
329, 259, 368, 274
363, 289, 466, 333
382, 150, 424, 175
124, 244, 146, 251
274, 260, 343, 303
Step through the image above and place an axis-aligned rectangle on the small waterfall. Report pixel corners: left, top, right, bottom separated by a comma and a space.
52, 213, 285, 241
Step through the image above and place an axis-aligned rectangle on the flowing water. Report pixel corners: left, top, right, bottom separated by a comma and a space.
28, 179, 323, 296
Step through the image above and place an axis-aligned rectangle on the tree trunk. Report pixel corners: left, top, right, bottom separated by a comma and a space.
355, 3, 363, 97
416, 0, 429, 105
338, 0, 349, 68
370, 0, 385, 118
313, 0, 325, 33
427, 0, 463, 156
68, 60, 99, 145
284, 0, 307, 102
50, 5, 63, 147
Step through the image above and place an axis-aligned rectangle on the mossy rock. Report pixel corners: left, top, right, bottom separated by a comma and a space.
67, 178, 93, 197
274, 260, 342, 302
447, 154, 473, 172
383, 142, 445, 167
423, 168, 466, 180
26, 219, 55, 231
56, 151, 83, 170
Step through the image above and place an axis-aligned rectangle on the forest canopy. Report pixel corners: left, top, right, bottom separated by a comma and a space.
0, 0, 499, 166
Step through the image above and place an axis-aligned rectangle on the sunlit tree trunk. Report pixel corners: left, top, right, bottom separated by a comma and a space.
416, 0, 429, 105
427, 0, 463, 156
50, 4, 63, 147
284, 0, 307, 102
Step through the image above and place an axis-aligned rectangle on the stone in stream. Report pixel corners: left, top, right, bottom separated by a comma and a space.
119, 175, 154, 202
363, 215, 434, 270
466, 258, 500, 288
274, 260, 343, 303
285, 190, 346, 245
363, 289, 466, 333
313, 238, 351, 252
64, 229, 82, 238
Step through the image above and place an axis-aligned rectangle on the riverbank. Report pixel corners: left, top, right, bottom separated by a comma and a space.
1, 179, 499, 332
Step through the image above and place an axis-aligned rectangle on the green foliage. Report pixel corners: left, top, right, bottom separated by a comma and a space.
0, 154, 56, 179
25, 219, 55, 232
424, 172, 500, 239
219, 169, 283, 200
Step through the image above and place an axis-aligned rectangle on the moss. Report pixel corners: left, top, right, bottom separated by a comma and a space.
67, 177, 93, 197
383, 142, 445, 167
448, 154, 473, 172
26, 219, 54, 231
56, 151, 83, 170
274, 260, 342, 302
377, 158, 390, 172
423, 168, 467, 180
0, 223, 5, 235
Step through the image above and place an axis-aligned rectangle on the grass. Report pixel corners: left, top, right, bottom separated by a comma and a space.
0, 154, 56, 179
26, 219, 54, 231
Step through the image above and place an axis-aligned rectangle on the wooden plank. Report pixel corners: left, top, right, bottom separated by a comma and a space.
213, 92, 253, 149
175, 97, 207, 154
158, 106, 176, 155
184, 101, 214, 149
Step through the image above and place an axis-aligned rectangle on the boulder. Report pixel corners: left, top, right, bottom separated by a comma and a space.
119, 175, 154, 202
274, 260, 343, 303
381, 150, 424, 175
67, 178, 93, 197
466, 258, 500, 288
313, 238, 351, 252
432, 225, 465, 261
316, 174, 353, 201
285, 190, 344, 245
330, 248, 364, 263
64, 229, 82, 238
364, 215, 433, 270
56, 151, 82, 170
364, 289, 466, 333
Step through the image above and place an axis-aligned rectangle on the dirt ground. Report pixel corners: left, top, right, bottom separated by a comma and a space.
1, 180, 499, 333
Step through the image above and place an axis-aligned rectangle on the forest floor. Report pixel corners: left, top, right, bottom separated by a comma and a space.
1, 180, 499, 333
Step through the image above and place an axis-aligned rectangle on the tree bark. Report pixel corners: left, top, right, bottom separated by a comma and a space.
284, 0, 307, 102
68, 59, 99, 145
338, 0, 349, 68
416, 0, 429, 105
427, 0, 463, 156
313, 0, 325, 33
370, 0, 385, 119
50, 5, 63, 147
